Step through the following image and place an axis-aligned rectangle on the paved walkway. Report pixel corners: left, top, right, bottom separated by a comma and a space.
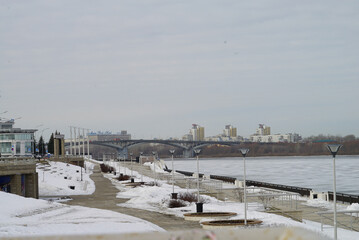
64, 164, 200, 231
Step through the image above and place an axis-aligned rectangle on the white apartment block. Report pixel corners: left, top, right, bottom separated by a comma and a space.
250, 124, 301, 143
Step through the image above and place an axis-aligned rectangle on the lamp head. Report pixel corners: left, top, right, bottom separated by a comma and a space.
239, 148, 250, 157
327, 144, 342, 157
193, 149, 201, 155
169, 149, 175, 154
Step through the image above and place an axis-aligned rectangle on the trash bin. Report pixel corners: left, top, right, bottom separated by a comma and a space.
171, 193, 178, 199
196, 202, 203, 213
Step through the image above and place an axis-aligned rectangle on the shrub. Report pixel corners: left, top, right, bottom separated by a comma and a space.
100, 164, 115, 173
118, 175, 131, 181
178, 192, 206, 203
168, 199, 187, 208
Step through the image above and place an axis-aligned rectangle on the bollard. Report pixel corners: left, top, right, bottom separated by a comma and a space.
120, 173, 123, 177
114, 171, 116, 176
196, 202, 203, 213
131, 178, 134, 183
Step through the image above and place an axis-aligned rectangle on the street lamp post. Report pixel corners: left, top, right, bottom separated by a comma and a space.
80, 165, 83, 181
239, 148, 250, 225
327, 144, 342, 240
152, 151, 157, 184
140, 152, 144, 183
169, 149, 177, 199
194, 148, 202, 212
130, 152, 134, 182
41, 128, 49, 156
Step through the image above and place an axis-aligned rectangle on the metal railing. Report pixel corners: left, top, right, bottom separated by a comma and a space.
328, 191, 359, 204
246, 180, 312, 196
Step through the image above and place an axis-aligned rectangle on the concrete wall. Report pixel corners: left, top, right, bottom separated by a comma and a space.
0, 160, 38, 199
50, 156, 85, 167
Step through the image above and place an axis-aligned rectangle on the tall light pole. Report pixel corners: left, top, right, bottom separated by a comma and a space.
69, 126, 73, 155
41, 128, 49, 156
194, 148, 202, 212
140, 152, 144, 183
86, 129, 90, 158
239, 148, 250, 225
123, 152, 127, 175
130, 152, 134, 182
152, 151, 157, 184
73, 127, 77, 156
77, 128, 81, 156
82, 128, 85, 157
169, 149, 177, 199
327, 144, 342, 240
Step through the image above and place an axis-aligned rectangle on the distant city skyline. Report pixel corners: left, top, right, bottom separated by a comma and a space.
1, 1, 359, 141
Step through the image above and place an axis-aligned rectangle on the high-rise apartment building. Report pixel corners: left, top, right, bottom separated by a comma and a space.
256, 124, 271, 136
189, 124, 205, 141
224, 125, 237, 137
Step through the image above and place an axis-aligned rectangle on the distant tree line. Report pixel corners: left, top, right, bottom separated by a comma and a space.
34, 130, 62, 155
302, 134, 357, 143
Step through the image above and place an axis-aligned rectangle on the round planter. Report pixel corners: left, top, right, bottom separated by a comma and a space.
183, 212, 237, 221
201, 219, 262, 229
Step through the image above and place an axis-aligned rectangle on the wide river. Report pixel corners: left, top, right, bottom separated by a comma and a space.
164, 155, 359, 195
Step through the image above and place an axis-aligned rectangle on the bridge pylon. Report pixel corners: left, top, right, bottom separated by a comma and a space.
118, 148, 128, 160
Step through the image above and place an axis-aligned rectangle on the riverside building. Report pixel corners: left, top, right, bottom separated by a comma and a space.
0, 119, 36, 157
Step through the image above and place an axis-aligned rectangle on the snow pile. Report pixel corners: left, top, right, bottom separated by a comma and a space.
0, 191, 164, 237
37, 161, 95, 196
347, 203, 359, 211
144, 161, 167, 173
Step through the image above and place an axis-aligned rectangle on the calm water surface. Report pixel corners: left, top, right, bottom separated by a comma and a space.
164, 155, 359, 195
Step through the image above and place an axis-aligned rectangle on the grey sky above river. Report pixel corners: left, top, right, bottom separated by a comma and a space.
1, 0, 359, 140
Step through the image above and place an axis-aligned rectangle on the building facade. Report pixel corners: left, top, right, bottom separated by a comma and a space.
0, 119, 36, 157
182, 124, 205, 141
88, 130, 131, 141
250, 124, 301, 143
224, 125, 237, 138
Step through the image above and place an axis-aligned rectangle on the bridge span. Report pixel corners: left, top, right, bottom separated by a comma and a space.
89, 139, 241, 158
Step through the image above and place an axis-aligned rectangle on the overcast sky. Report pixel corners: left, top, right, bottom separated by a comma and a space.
1, 0, 359, 140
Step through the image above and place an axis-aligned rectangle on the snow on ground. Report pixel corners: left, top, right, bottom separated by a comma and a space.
103, 160, 359, 240
0, 191, 164, 237
37, 160, 95, 196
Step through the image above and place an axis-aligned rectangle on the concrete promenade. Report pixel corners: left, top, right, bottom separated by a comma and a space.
65, 164, 200, 231
65, 161, 359, 233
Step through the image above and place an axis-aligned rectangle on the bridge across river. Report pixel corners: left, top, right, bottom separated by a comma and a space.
89, 139, 241, 158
